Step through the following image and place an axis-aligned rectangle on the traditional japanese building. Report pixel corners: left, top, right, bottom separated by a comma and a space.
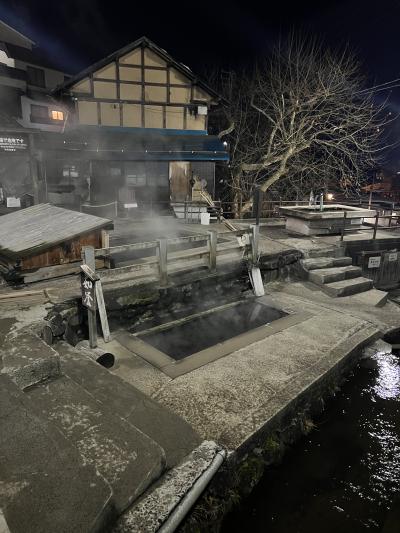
0, 19, 68, 211
44, 36, 228, 217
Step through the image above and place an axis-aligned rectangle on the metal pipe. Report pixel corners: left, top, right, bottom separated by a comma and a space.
373, 213, 379, 240
78, 346, 115, 368
340, 210, 347, 242
158, 449, 227, 533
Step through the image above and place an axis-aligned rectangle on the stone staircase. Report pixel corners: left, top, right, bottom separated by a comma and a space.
301, 246, 386, 302
0, 338, 201, 533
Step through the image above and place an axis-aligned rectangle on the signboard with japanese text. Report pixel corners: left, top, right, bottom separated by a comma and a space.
0, 134, 29, 153
368, 256, 381, 269
6, 197, 21, 208
388, 252, 398, 262
80, 274, 96, 311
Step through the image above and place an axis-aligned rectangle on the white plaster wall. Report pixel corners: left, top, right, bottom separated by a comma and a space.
18, 95, 66, 132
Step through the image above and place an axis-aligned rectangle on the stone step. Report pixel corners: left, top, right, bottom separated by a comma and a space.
350, 288, 388, 307
57, 342, 202, 470
302, 256, 352, 270
322, 276, 373, 297
0, 374, 113, 533
26, 374, 165, 514
306, 246, 345, 259
308, 265, 362, 285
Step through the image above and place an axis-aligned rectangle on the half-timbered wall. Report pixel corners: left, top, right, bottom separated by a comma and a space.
70, 46, 213, 131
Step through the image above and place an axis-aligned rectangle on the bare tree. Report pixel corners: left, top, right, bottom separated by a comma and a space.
214, 37, 392, 215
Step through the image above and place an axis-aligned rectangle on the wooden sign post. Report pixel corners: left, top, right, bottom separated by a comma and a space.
81, 247, 97, 348
81, 246, 111, 347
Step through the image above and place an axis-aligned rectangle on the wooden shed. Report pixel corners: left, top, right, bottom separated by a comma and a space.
0, 204, 113, 283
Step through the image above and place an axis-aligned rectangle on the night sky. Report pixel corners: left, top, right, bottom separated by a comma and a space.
2, 0, 400, 164
1, 0, 399, 84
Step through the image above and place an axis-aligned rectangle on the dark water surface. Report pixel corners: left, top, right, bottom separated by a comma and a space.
222, 347, 400, 533
139, 301, 286, 359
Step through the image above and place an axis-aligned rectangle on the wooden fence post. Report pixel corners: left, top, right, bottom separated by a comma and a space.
158, 238, 168, 286
95, 280, 110, 343
208, 230, 217, 272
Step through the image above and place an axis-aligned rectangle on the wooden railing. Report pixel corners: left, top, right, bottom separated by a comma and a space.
93, 229, 252, 285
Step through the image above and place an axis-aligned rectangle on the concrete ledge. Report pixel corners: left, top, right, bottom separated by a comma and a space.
1, 332, 60, 390
114, 441, 221, 533
221, 323, 381, 452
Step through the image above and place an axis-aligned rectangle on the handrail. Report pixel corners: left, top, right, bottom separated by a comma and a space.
80, 196, 400, 224
340, 212, 400, 241
94, 234, 210, 257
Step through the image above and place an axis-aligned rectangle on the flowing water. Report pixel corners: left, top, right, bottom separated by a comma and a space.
222, 345, 400, 533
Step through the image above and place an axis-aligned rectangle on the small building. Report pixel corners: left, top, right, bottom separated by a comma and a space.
0, 203, 113, 283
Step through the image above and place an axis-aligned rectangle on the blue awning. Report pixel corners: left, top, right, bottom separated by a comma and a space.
35, 127, 229, 162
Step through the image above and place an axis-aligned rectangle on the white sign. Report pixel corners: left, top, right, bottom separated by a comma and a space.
6, 196, 20, 208
0, 135, 28, 152
368, 256, 381, 268
124, 202, 138, 208
388, 252, 398, 262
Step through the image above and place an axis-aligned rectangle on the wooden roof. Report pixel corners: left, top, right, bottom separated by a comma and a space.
0, 204, 112, 259
52, 36, 222, 103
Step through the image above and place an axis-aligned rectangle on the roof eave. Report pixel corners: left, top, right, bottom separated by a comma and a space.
51, 36, 222, 102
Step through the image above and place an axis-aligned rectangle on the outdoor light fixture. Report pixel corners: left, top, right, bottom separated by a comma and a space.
326, 193, 334, 201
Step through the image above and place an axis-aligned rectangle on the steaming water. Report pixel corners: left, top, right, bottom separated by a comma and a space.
139, 301, 287, 359
222, 347, 400, 533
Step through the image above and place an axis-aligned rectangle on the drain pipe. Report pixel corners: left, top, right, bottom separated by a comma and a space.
158, 449, 227, 533
76, 345, 115, 369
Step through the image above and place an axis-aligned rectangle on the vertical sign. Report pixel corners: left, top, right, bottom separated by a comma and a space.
80, 274, 96, 311
82, 246, 97, 348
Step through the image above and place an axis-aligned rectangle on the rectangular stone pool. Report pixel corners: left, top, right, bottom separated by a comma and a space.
115, 297, 309, 378
138, 300, 287, 360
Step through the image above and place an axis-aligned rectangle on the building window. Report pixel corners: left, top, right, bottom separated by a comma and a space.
51, 110, 64, 121
125, 162, 147, 186
31, 104, 49, 119
26, 66, 45, 88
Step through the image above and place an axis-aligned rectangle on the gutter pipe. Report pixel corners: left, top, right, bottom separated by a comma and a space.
158, 449, 227, 533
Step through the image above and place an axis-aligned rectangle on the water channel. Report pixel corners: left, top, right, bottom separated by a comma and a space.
222, 342, 400, 533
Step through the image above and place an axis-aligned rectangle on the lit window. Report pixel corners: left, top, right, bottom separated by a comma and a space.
51, 110, 64, 121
